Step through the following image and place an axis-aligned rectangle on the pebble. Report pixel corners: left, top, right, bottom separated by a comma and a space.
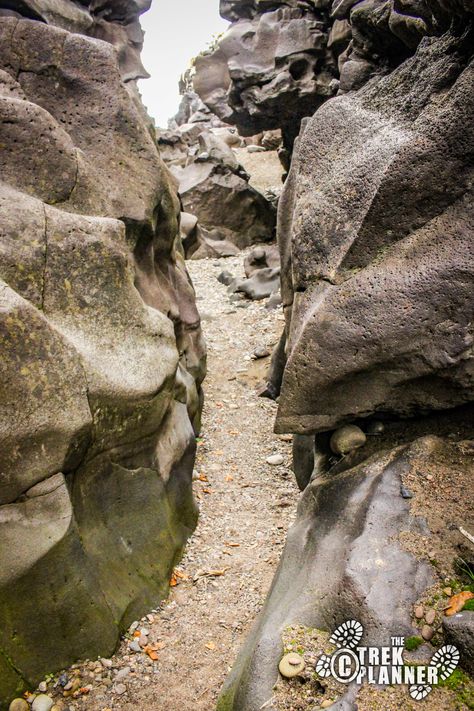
425, 609, 436, 625
252, 346, 270, 359
278, 652, 305, 678
100, 658, 112, 669
330, 425, 366, 455
31, 695, 54, 711
217, 271, 234, 286
129, 640, 141, 653
400, 486, 413, 499
114, 667, 131, 681
415, 605, 424, 619
443, 587, 452, 597
421, 625, 434, 641
321, 701, 334, 709
38, 683, 47, 693
9, 700, 29, 711
266, 454, 284, 466
114, 683, 127, 695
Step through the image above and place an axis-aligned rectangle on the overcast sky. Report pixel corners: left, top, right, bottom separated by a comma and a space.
139, 0, 229, 128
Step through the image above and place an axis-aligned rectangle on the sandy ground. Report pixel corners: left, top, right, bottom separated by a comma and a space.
40, 252, 298, 711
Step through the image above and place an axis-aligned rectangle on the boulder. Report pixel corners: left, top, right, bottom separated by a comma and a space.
243, 245, 280, 277
230, 267, 280, 300
0, 6, 205, 705
442, 612, 474, 675
180, 211, 240, 260
175, 161, 276, 249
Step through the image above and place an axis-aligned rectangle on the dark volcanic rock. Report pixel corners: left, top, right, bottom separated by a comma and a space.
180, 211, 240, 259
231, 266, 281, 300
443, 612, 474, 675
276, 30, 474, 434
0, 3, 205, 704
174, 160, 276, 250
243, 244, 280, 277
0, 0, 152, 82
217, 439, 436, 711
194, 0, 341, 148
160, 102, 276, 252
194, 0, 471, 163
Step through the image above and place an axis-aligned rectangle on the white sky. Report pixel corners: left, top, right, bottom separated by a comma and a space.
139, 0, 229, 128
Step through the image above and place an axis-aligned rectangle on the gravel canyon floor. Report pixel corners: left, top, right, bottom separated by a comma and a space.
43, 253, 298, 711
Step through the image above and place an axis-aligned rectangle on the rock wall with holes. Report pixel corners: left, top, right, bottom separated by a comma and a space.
0, 2, 205, 704
193, 0, 342, 159
216, 1, 474, 710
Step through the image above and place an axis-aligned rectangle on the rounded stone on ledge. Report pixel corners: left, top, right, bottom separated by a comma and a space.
9, 699, 29, 711
329, 425, 366, 455
321, 701, 334, 709
278, 652, 305, 678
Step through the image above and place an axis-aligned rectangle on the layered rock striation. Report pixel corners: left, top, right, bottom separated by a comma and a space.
0, 2, 205, 704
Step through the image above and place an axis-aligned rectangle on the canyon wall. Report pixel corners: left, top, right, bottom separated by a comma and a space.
210, 1, 474, 709
0, 1, 205, 705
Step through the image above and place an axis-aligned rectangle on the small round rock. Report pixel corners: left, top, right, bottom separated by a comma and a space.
31, 695, 54, 711
278, 652, 305, 678
330, 425, 366, 455
421, 625, 434, 641
266, 454, 284, 466
321, 701, 334, 709
9, 699, 29, 711
425, 610, 436, 625
366, 420, 385, 435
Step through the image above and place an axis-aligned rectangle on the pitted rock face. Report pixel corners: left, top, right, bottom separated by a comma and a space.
194, 0, 472, 155
0, 0, 151, 81
276, 30, 474, 434
193, 1, 340, 143
0, 8, 205, 705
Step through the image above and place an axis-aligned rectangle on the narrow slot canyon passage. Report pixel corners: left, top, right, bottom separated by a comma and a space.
58, 254, 298, 711
1, 2, 473, 711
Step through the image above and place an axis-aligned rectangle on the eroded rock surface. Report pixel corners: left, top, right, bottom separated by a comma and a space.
218, 437, 439, 710
193, 0, 341, 150
276, 29, 474, 434
0, 3, 205, 704
216, 2, 474, 710
158, 120, 277, 252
